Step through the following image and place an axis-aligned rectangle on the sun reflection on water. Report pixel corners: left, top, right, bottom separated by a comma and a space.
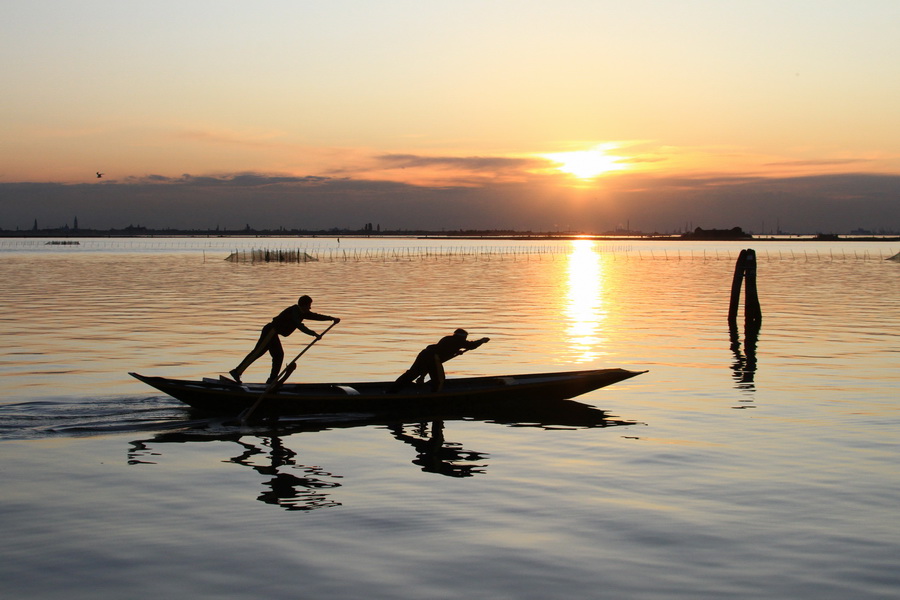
565, 240, 607, 362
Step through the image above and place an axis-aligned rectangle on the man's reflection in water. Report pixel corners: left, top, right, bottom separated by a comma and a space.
129, 433, 343, 511
729, 320, 761, 395
387, 421, 487, 477
230, 436, 343, 511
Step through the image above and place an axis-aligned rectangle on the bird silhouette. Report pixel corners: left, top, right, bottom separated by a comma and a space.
96, 172, 103, 178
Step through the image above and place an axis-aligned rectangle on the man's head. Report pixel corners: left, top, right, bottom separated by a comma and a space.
453, 328, 468, 339
298, 295, 312, 308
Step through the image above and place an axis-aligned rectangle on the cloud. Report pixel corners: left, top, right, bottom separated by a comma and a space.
764, 158, 873, 167
318, 153, 550, 188
619, 156, 669, 165
375, 154, 542, 171
123, 172, 333, 186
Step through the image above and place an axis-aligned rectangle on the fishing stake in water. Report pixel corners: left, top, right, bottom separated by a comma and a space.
728, 248, 762, 326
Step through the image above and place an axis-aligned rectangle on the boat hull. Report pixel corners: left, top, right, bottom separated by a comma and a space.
130, 368, 645, 417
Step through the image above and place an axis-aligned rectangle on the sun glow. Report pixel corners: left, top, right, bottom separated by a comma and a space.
544, 145, 627, 179
565, 239, 607, 362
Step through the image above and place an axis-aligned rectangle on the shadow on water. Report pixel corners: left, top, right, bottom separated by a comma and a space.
125, 399, 640, 511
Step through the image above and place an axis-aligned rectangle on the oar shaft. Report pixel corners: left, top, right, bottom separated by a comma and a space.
285, 320, 337, 367
239, 320, 338, 424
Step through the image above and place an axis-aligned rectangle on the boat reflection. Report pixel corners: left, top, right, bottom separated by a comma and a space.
128, 399, 638, 511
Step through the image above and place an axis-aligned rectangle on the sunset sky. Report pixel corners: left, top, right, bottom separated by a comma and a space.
2, 1, 899, 233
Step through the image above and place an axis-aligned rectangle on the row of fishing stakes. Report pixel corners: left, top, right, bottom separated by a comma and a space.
728, 248, 763, 326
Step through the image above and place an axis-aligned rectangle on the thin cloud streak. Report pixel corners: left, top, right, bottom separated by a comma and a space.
764, 158, 873, 167
177, 129, 291, 149
322, 153, 550, 187
375, 154, 541, 171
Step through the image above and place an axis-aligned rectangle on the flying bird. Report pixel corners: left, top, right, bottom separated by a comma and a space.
96, 172, 103, 178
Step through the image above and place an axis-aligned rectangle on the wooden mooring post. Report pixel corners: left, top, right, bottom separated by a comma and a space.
728, 248, 762, 325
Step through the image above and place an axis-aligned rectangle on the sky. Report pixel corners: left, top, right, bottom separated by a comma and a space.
2, 0, 899, 233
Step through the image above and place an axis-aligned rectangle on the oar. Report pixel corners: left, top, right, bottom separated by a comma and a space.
237, 321, 338, 424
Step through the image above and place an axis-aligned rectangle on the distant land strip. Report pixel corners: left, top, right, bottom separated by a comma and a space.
1, 226, 897, 242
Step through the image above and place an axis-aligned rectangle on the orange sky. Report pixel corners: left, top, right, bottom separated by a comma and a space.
2, 1, 899, 232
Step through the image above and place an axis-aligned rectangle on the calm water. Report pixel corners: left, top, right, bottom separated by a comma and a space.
1, 238, 898, 599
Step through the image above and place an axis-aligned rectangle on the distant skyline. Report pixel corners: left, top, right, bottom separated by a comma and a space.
2, 1, 899, 233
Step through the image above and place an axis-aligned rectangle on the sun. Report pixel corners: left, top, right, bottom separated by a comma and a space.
543, 145, 626, 179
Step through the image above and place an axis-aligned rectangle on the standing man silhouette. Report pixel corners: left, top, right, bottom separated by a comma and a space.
230, 295, 339, 384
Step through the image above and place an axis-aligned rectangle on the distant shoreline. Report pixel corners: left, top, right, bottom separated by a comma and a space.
1, 230, 898, 242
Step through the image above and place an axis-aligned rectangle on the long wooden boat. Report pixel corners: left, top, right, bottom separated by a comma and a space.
130, 368, 646, 417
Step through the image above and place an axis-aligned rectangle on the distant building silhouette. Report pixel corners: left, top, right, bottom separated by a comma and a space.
681, 226, 752, 240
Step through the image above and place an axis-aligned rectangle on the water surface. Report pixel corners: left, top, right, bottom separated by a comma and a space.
1, 239, 898, 599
